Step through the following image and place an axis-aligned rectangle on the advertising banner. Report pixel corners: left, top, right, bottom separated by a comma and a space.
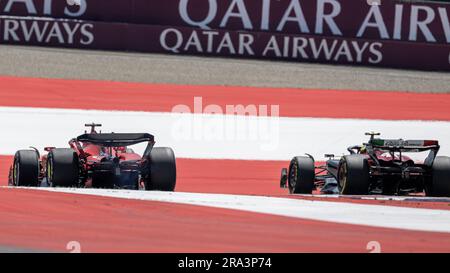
1, 0, 449, 44
1, 16, 449, 71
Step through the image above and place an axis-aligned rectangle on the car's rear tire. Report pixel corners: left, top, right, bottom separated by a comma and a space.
145, 147, 176, 191
430, 156, 450, 197
288, 156, 315, 194
13, 150, 40, 187
47, 148, 79, 187
338, 155, 370, 195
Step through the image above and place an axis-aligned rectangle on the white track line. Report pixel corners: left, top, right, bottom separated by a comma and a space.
294, 194, 450, 203
1, 107, 450, 160
14, 187, 450, 234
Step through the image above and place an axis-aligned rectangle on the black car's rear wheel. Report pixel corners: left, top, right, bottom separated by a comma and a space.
338, 155, 370, 195
288, 156, 315, 194
429, 156, 450, 197
145, 147, 176, 191
47, 148, 79, 187
13, 150, 40, 187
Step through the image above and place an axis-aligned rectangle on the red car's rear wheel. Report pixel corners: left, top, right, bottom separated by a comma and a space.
430, 156, 450, 197
13, 150, 40, 187
47, 148, 79, 188
145, 147, 176, 191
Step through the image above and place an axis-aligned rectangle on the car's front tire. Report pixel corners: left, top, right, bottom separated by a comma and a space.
288, 156, 315, 194
47, 148, 79, 187
145, 147, 176, 191
429, 156, 450, 197
338, 155, 370, 195
12, 150, 40, 187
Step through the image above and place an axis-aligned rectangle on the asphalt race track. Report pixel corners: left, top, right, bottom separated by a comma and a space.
0, 45, 450, 252
1, 45, 450, 93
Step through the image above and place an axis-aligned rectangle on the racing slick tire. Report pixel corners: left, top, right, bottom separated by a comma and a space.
12, 150, 40, 187
338, 155, 370, 195
430, 156, 450, 197
47, 148, 79, 187
288, 156, 315, 194
146, 147, 176, 191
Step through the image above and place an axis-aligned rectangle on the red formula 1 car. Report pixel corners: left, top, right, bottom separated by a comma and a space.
280, 132, 450, 197
9, 123, 176, 191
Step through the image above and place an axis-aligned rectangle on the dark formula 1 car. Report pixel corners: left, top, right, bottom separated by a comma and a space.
9, 123, 176, 191
280, 132, 450, 197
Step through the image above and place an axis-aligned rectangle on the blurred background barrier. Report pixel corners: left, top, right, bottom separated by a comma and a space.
0, 0, 449, 71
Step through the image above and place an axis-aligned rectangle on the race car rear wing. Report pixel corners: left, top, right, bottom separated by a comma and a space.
77, 133, 155, 147
369, 138, 440, 152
